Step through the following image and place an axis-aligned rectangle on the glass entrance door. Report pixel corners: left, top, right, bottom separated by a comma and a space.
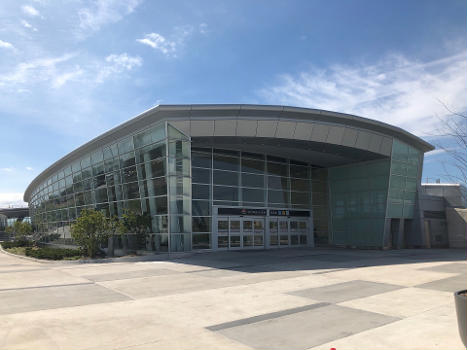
230, 218, 241, 248
217, 218, 229, 249
242, 218, 254, 247
268, 219, 279, 247
279, 219, 289, 246
240, 218, 264, 249
216, 217, 265, 250
253, 219, 264, 247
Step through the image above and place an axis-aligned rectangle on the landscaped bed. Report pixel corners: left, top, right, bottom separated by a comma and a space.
1, 240, 82, 260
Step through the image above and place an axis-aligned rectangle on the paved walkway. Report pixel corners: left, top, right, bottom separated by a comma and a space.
0, 248, 465, 349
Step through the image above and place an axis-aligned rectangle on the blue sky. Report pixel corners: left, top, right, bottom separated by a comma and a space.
0, 0, 466, 207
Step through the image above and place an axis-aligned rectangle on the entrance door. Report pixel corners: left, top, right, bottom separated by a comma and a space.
217, 218, 229, 249
279, 219, 289, 246
268, 218, 279, 247
229, 218, 241, 248
253, 219, 265, 247
290, 220, 300, 245
241, 218, 264, 249
242, 218, 254, 247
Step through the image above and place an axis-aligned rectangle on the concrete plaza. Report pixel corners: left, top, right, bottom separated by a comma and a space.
0, 247, 465, 349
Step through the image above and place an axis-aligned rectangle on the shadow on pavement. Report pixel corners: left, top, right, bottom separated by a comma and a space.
171, 247, 467, 274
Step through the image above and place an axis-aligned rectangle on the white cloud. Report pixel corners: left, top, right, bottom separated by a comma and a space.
0, 193, 27, 208
258, 51, 467, 136
25, 166, 33, 171
21, 5, 40, 17
51, 67, 84, 88
0, 40, 15, 50
21, 19, 38, 31
95, 53, 142, 83
137, 33, 176, 56
0, 53, 76, 87
425, 148, 451, 157
78, 0, 142, 36
0, 51, 142, 91
137, 26, 193, 57
0, 168, 14, 173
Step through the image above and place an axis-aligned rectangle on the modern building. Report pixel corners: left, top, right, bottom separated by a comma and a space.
24, 104, 435, 253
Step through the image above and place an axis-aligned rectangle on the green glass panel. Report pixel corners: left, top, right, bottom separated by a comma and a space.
387, 201, 403, 218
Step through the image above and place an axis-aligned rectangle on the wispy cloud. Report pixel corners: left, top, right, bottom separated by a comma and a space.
0, 52, 141, 89
258, 51, 467, 136
95, 53, 142, 83
0, 168, 14, 173
21, 19, 38, 32
137, 25, 194, 57
137, 33, 176, 56
424, 148, 453, 157
25, 166, 34, 171
78, 0, 142, 37
0, 53, 76, 87
51, 67, 84, 88
21, 5, 40, 17
0, 40, 15, 50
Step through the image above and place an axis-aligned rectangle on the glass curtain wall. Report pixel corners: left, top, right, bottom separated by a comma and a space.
167, 124, 192, 252
328, 159, 390, 247
28, 122, 177, 252
387, 139, 422, 219
191, 147, 313, 250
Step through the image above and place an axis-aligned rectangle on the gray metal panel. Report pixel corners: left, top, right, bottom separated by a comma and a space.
236, 120, 258, 137
24, 103, 434, 202
368, 133, 383, 154
214, 120, 237, 136
191, 104, 239, 118
310, 124, 329, 142
169, 120, 190, 135
276, 121, 296, 139
191, 120, 214, 137
355, 131, 372, 150
341, 128, 358, 147
380, 137, 393, 156
293, 122, 313, 141
326, 126, 345, 145
256, 120, 278, 137
238, 105, 283, 118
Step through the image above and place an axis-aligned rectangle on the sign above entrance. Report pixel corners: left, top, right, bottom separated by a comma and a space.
218, 207, 267, 216
269, 210, 310, 217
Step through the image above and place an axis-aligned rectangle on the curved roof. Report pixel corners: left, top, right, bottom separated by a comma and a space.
24, 104, 434, 202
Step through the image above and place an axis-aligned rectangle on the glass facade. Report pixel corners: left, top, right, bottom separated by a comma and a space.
29, 122, 173, 251
386, 139, 422, 219
328, 159, 390, 247
191, 148, 315, 249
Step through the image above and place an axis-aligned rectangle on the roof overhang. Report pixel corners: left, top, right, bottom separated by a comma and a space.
24, 104, 434, 202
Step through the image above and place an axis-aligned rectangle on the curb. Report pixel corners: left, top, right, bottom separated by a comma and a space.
0, 244, 198, 264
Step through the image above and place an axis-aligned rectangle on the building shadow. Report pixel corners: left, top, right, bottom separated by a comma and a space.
169, 247, 467, 274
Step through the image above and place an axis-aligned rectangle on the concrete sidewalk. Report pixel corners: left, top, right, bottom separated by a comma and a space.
0, 248, 465, 349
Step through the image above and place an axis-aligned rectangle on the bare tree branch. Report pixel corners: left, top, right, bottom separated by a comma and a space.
432, 100, 467, 186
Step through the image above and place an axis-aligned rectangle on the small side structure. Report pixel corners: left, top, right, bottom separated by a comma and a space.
419, 183, 467, 248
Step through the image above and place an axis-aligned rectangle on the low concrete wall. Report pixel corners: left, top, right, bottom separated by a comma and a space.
446, 207, 467, 248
